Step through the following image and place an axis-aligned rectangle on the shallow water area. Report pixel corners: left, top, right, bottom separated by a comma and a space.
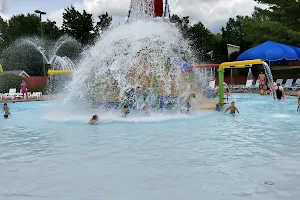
1, 93, 300, 200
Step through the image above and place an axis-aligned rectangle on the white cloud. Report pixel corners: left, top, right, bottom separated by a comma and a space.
48, 0, 263, 32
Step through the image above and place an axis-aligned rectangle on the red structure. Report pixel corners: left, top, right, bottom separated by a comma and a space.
24, 76, 48, 91
154, 0, 163, 17
188, 64, 220, 71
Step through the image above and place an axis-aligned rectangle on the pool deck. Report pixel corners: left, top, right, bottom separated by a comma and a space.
232, 90, 299, 97
0, 90, 298, 104
0, 95, 47, 103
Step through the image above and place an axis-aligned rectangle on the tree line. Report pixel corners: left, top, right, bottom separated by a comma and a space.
0, 0, 299, 76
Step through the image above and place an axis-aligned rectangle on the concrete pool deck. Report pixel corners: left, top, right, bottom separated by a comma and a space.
0, 90, 298, 104
0, 95, 47, 103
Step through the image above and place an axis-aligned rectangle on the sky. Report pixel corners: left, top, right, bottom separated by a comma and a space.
0, 0, 265, 33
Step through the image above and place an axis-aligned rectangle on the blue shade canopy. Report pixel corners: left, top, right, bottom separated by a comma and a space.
237, 41, 300, 61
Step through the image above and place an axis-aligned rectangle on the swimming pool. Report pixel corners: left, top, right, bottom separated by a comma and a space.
1, 93, 300, 200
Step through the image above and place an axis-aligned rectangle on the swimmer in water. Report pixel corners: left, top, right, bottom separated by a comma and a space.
3, 103, 10, 119
215, 103, 221, 112
90, 115, 98, 124
122, 105, 130, 117
275, 83, 285, 100
224, 101, 240, 114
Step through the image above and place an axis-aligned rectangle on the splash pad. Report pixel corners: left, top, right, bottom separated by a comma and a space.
48, 0, 217, 112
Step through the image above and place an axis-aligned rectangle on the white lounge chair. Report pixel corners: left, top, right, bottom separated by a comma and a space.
3, 88, 17, 100
283, 79, 293, 90
291, 79, 300, 90
30, 92, 42, 99
242, 80, 253, 90
253, 79, 259, 89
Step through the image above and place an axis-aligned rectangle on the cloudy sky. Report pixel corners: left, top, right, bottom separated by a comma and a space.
1, 0, 264, 32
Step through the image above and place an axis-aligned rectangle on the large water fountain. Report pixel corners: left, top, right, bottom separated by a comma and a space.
14, 35, 79, 70
64, 0, 212, 111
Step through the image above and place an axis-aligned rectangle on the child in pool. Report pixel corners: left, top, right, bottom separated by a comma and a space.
3, 103, 10, 119
122, 105, 130, 117
90, 115, 98, 124
141, 104, 150, 116
224, 101, 240, 114
215, 103, 221, 112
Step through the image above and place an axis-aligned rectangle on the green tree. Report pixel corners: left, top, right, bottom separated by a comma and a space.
6, 14, 40, 43
42, 20, 63, 40
62, 6, 96, 45
1, 44, 43, 76
188, 22, 213, 61
170, 14, 190, 37
221, 15, 251, 52
211, 34, 228, 63
243, 8, 300, 46
0, 73, 23, 93
96, 12, 112, 33
254, 0, 300, 32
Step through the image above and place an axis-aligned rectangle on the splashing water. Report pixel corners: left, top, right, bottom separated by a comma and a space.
63, 1, 213, 112
13, 36, 79, 70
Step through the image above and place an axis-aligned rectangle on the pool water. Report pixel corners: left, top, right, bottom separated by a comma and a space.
1, 93, 300, 200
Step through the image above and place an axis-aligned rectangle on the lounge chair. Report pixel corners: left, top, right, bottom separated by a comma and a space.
242, 80, 253, 90
253, 79, 259, 89
283, 79, 293, 90
292, 79, 300, 90
3, 88, 17, 100
30, 92, 42, 99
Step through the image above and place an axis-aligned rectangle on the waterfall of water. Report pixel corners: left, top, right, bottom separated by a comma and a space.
247, 68, 253, 80
263, 62, 276, 99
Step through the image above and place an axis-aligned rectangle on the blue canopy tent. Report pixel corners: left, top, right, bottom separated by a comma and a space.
237, 41, 300, 62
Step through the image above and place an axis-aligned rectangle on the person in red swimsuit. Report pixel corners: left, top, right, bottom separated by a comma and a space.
258, 72, 266, 87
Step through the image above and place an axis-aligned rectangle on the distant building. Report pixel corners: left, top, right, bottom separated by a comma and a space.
206, 44, 240, 59
0, 70, 30, 78
227, 44, 240, 57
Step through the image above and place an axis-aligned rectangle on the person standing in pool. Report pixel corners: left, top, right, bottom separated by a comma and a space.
258, 72, 266, 89
215, 103, 221, 112
3, 103, 10, 119
275, 83, 285, 100
224, 102, 240, 114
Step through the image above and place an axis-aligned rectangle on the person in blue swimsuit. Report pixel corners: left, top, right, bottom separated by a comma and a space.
215, 103, 221, 112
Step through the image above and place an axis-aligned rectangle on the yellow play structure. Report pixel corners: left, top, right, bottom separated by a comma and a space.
218, 59, 266, 104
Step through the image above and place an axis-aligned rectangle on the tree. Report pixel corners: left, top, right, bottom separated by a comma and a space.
0, 16, 9, 49
188, 22, 213, 61
211, 34, 228, 63
62, 6, 96, 45
1, 44, 44, 76
170, 14, 190, 37
6, 14, 40, 43
96, 12, 112, 33
242, 8, 300, 46
221, 15, 251, 52
42, 20, 63, 40
0, 73, 23, 93
254, 0, 300, 32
